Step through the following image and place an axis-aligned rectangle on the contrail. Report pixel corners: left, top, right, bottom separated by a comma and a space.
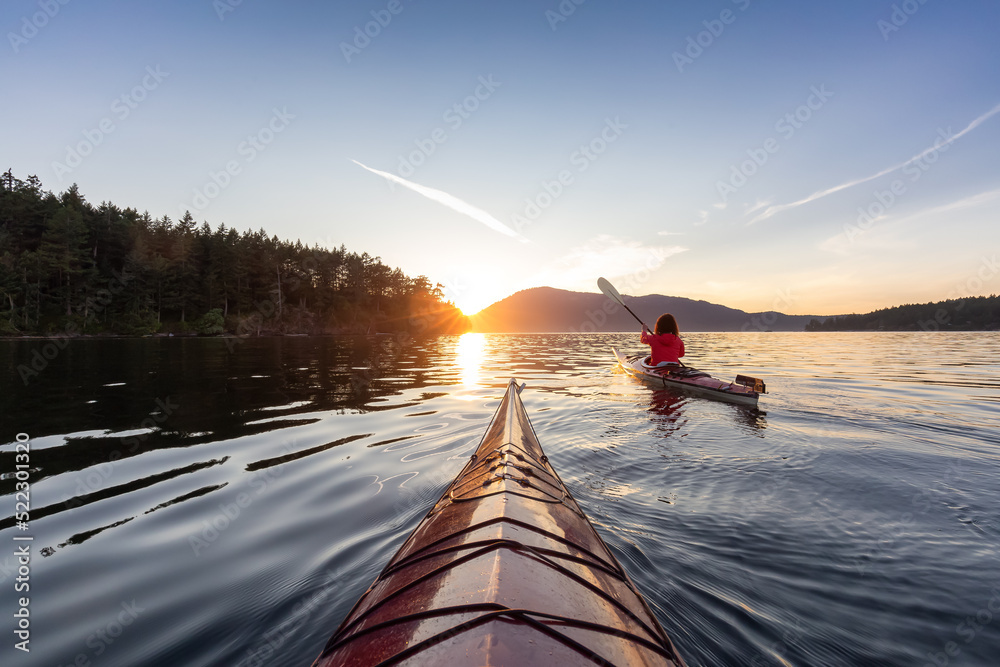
747, 101, 1000, 225
352, 160, 528, 243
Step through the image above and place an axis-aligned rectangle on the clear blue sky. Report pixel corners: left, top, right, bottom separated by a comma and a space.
4, 0, 999, 315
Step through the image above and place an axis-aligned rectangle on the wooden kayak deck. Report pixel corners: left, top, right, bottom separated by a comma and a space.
312, 379, 686, 666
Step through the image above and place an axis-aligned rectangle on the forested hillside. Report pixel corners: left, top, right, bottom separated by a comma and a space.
0, 170, 467, 337
805, 295, 1000, 331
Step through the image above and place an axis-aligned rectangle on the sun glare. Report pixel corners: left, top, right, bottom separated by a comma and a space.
456, 332, 486, 387
453, 296, 492, 317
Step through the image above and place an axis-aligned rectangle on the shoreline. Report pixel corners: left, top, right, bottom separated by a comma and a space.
3, 329, 999, 341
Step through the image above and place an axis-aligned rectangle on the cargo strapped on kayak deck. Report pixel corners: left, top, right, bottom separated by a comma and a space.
734, 374, 766, 393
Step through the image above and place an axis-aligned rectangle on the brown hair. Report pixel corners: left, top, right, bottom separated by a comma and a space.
655, 313, 679, 336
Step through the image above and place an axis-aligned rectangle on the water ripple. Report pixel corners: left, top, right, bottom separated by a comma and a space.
1, 332, 998, 666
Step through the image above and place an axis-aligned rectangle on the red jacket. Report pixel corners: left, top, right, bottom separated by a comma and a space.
640, 330, 685, 364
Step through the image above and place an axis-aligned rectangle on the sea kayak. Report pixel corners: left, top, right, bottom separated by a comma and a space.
613, 348, 765, 408
312, 379, 687, 666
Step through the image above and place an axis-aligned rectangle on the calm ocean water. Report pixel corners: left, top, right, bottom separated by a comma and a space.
2, 332, 999, 666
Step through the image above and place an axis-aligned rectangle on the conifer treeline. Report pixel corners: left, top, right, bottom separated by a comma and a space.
0, 170, 468, 336
805, 295, 1000, 331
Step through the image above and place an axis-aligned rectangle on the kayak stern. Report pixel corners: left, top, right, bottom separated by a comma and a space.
613, 348, 763, 407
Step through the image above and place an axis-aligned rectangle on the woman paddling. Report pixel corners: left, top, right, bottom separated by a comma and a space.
641, 313, 685, 367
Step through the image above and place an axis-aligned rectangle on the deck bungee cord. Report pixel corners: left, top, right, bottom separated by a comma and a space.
312, 379, 686, 666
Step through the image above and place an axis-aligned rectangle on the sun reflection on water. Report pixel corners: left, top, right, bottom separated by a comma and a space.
457, 332, 486, 387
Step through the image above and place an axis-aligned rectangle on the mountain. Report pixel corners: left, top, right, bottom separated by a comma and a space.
469, 287, 820, 332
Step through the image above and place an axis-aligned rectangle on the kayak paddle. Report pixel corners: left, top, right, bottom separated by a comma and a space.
597, 277, 649, 330
600, 277, 692, 369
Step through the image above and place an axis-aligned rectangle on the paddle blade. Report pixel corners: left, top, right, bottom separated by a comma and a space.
598, 277, 648, 330
597, 277, 625, 306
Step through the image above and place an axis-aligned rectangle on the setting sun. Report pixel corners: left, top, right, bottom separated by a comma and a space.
449, 291, 504, 317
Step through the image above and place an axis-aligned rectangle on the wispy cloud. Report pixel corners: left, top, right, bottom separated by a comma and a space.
352, 160, 528, 242
905, 185, 1000, 218
747, 102, 1000, 225
819, 186, 1000, 255
526, 235, 688, 290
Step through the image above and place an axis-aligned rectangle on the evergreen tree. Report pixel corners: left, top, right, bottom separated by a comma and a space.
0, 172, 468, 336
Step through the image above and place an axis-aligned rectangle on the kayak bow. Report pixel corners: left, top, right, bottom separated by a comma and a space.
614, 347, 764, 407
312, 379, 686, 666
